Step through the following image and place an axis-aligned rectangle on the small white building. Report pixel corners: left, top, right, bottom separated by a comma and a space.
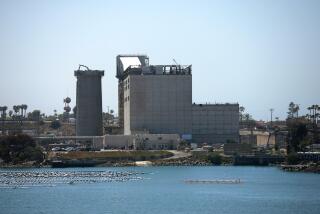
103, 134, 180, 150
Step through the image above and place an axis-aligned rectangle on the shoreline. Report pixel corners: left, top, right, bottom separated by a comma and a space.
1, 157, 319, 174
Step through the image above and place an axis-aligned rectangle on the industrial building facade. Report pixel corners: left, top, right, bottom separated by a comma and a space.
115, 54, 239, 145
68, 55, 240, 150
123, 66, 192, 136
192, 104, 239, 144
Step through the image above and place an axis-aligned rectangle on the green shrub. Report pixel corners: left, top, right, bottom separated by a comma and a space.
207, 153, 222, 165
50, 120, 61, 129
0, 134, 44, 163
287, 153, 300, 165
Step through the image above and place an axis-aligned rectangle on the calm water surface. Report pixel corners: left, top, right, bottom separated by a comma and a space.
0, 166, 319, 214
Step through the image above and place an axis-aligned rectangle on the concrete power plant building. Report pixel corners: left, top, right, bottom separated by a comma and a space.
74, 65, 104, 136
117, 55, 192, 137
192, 103, 239, 144
116, 55, 149, 131
116, 55, 239, 145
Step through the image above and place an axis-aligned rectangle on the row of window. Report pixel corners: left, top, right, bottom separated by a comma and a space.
124, 78, 130, 91
124, 96, 130, 102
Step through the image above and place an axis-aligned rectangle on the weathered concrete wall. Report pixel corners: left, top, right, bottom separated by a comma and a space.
104, 135, 134, 149
192, 104, 239, 144
117, 80, 124, 133
224, 143, 252, 155
103, 133, 180, 150
124, 74, 192, 136
75, 70, 104, 136
257, 134, 275, 147
240, 130, 277, 148
133, 133, 180, 150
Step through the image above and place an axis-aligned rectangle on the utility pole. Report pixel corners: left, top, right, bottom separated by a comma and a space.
270, 108, 274, 128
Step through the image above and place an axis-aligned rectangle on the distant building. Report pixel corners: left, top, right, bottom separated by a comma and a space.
120, 55, 192, 137
240, 130, 275, 147
116, 55, 149, 132
192, 103, 239, 144
115, 54, 239, 145
103, 133, 180, 150
239, 130, 278, 148
224, 143, 252, 155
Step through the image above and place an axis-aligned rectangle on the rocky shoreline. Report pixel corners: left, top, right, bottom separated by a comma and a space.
2, 158, 320, 172
281, 163, 320, 173
152, 157, 213, 166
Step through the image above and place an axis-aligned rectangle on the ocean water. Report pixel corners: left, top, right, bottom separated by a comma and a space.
0, 166, 319, 214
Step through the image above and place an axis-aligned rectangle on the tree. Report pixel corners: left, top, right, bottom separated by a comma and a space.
73, 106, 77, 118
21, 104, 28, 117
18, 105, 23, 117
207, 153, 222, 165
8, 110, 13, 118
0, 134, 44, 163
287, 102, 300, 119
13, 105, 19, 116
244, 113, 252, 121
307, 104, 320, 144
0, 106, 8, 119
294, 105, 300, 118
50, 120, 61, 129
286, 118, 309, 153
239, 106, 245, 121
31, 110, 41, 121
0, 106, 7, 136
288, 102, 296, 119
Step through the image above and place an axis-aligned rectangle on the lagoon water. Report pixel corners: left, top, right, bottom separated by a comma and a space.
0, 166, 320, 214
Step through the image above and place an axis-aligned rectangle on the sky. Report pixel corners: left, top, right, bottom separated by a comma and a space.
0, 0, 319, 121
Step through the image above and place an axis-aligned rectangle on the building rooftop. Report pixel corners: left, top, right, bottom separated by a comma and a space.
116, 54, 191, 79
74, 65, 104, 76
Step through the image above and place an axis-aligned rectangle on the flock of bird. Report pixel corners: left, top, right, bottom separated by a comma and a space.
0, 170, 145, 188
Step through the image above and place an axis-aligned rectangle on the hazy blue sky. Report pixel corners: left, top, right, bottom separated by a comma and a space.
0, 0, 319, 120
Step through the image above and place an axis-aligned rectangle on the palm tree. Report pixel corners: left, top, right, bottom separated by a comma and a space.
21, 104, 28, 118
307, 106, 312, 121
0, 106, 4, 119
0, 106, 4, 135
19, 105, 24, 117
3, 106, 7, 118
294, 105, 300, 117
239, 106, 245, 121
8, 110, 13, 118
13, 105, 19, 116
73, 106, 77, 117
244, 113, 251, 121
315, 105, 320, 124
0, 107, 3, 118
288, 102, 295, 118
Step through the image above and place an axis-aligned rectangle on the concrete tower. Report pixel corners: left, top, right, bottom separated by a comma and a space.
74, 65, 104, 136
